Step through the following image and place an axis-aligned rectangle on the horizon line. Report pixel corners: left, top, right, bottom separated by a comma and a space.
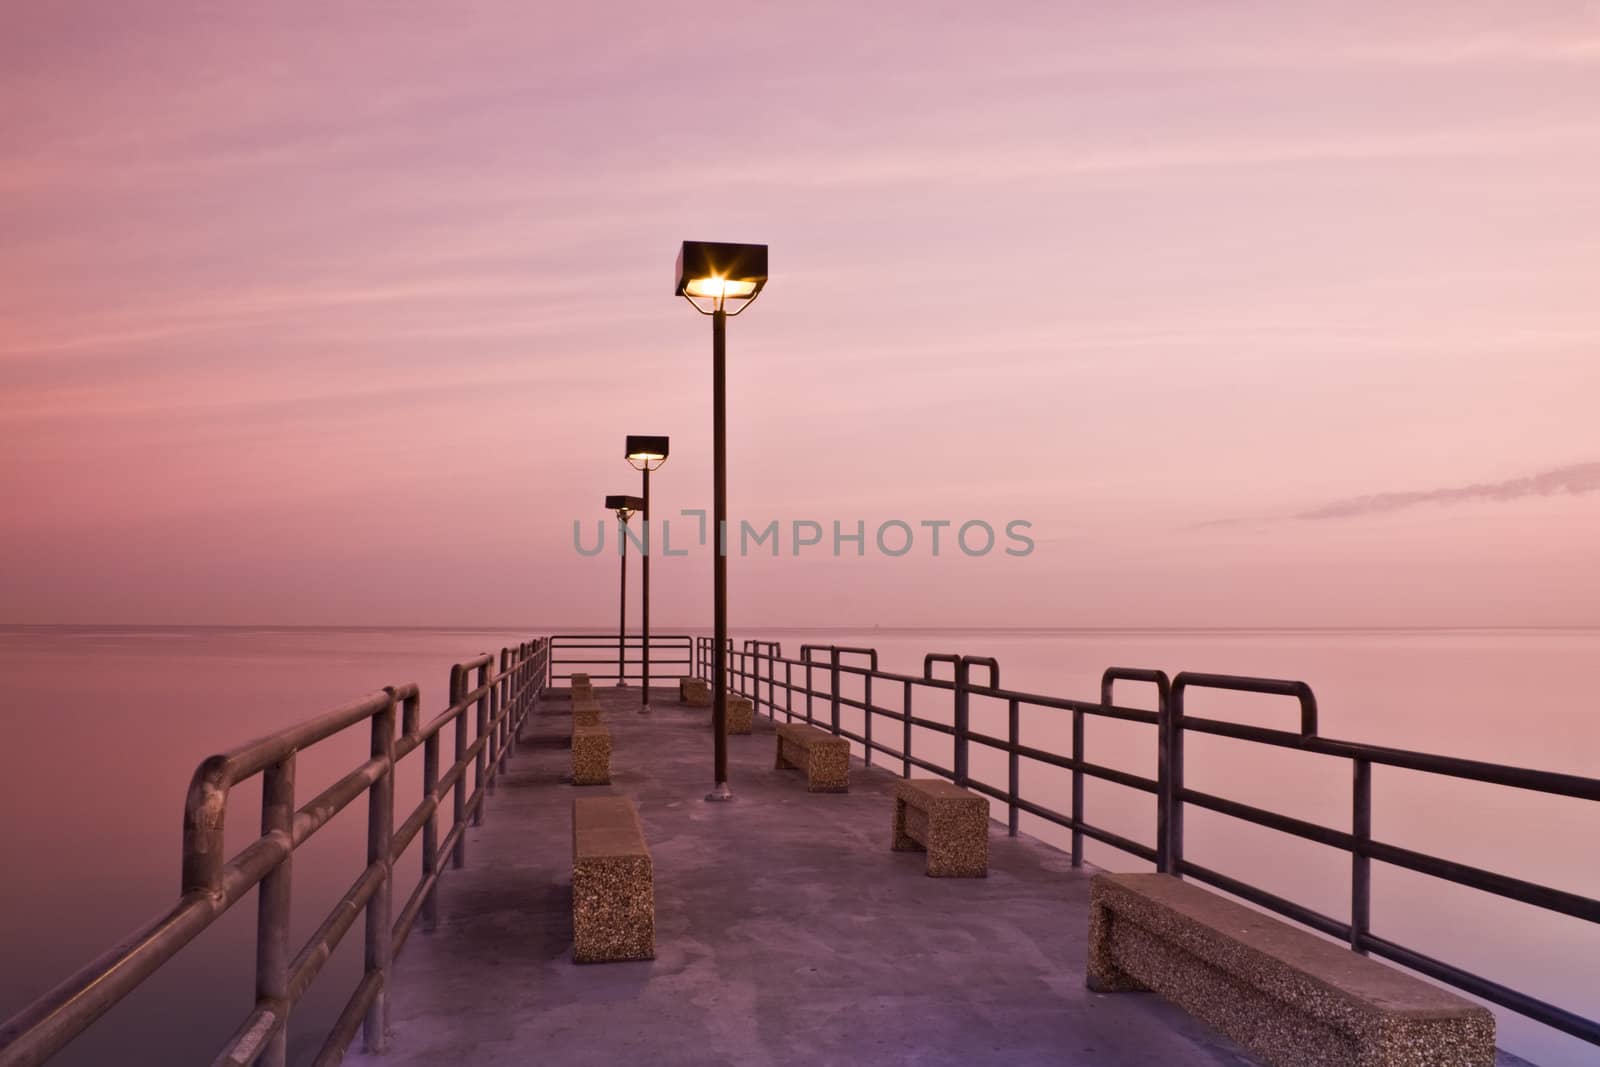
4, 622, 1600, 634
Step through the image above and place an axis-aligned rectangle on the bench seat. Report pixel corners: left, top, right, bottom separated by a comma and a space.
774, 723, 849, 792
571, 796, 653, 962
573, 699, 601, 728
726, 695, 752, 735
1087, 873, 1494, 1067
570, 724, 611, 786
892, 779, 988, 877
678, 676, 710, 707
569, 673, 594, 701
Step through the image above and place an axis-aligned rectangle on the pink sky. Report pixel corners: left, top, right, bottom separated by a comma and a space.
3, 2, 1599, 628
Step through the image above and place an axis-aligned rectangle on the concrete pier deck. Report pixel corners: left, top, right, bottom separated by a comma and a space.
347, 686, 1518, 1066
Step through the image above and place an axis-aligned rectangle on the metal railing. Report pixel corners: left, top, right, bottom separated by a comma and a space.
701, 636, 1600, 1049
0, 639, 548, 1067
547, 633, 692, 687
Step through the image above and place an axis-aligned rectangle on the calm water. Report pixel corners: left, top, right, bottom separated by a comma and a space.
0, 626, 1595, 1066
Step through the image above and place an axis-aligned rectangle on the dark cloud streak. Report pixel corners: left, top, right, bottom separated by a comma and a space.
1296, 462, 1600, 520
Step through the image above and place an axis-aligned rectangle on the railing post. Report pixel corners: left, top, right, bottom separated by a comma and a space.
363, 692, 396, 1053
1161, 682, 1186, 876
1008, 698, 1019, 837
953, 658, 970, 787
864, 674, 874, 767
830, 647, 841, 735
473, 661, 489, 824
486, 653, 502, 795
256, 754, 295, 1067
450, 665, 468, 869
1352, 758, 1372, 954
902, 679, 912, 778
785, 660, 793, 722
805, 658, 814, 725
1071, 704, 1085, 865
422, 729, 440, 931
768, 644, 778, 718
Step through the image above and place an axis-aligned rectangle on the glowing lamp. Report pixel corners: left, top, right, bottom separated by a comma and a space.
675, 241, 768, 312
624, 435, 669, 472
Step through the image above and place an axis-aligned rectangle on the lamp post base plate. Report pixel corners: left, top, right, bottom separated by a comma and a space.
639, 704, 652, 715
704, 782, 733, 803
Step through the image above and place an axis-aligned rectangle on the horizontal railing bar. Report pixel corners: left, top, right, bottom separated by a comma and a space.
210, 1003, 282, 1067
1179, 860, 1351, 941
203, 691, 393, 793
1179, 716, 1600, 799
1363, 839, 1600, 923
1000, 791, 1161, 864
290, 755, 389, 849
1180, 788, 1353, 851
0, 897, 217, 1063
286, 862, 385, 1003
391, 793, 437, 863
310, 969, 382, 1067
392, 868, 437, 963
966, 729, 1159, 793
1360, 934, 1600, 1045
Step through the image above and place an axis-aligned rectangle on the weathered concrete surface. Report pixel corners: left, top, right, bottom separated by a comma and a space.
351, 687, 1533, 1067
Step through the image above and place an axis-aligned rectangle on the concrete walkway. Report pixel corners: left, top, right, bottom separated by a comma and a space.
349, 685, 1255, 1066
348, 687, 1527, 1066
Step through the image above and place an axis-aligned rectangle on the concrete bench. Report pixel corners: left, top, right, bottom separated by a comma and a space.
727, 694, 753, 734
774, 723, 849, 792
571, 796, 654, 962
892, 779, 988, 877
679, 676, 710, 707
1087, 873, 1494, 1067
570, 673, 594, 701
573, 698, 602, 728
570, 724, 611, 786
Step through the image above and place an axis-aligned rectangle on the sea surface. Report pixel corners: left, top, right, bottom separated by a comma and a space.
0, 625, 1594, 1066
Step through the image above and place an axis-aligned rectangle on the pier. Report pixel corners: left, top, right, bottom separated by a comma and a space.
0, 635, 1588, 1066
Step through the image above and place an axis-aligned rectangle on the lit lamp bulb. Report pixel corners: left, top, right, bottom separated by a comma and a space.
683, 276, 758, 300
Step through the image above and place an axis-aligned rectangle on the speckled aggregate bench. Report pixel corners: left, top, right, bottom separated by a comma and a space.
569, 673, 594, 702
1087, 873, 1495, 1067
678, 676, 710, 706
774, 722, 849, 792
571, 796, 654, 963
570, 724, 611, 786
725, 695, 752, 734
573, 699, 602, 728
701, 693, 752, 732
892, 779, 988, 877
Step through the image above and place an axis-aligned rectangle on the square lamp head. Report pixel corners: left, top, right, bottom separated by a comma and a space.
605, 493, 645, 520
675, 241, 768, 308
624, 434, 669, 472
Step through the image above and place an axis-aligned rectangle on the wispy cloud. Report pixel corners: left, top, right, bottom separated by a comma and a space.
1198, 462, 1600, 528
1296, 462, 1600, 520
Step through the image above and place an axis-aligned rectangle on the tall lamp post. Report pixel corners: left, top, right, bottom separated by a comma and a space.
604, 494, 643, 686
624, 436, 668, 714
675, 240, 768, 802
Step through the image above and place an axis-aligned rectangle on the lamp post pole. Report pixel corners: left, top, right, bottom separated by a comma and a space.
672, 239, 766, 803
617, 514, 628, 686
641, 464, 651, 714
710, 306, 730, 796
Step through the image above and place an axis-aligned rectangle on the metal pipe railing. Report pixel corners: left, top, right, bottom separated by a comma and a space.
0, 639, 548, 1067
546, 634, 693, 687
711, 636, 1600, 1049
